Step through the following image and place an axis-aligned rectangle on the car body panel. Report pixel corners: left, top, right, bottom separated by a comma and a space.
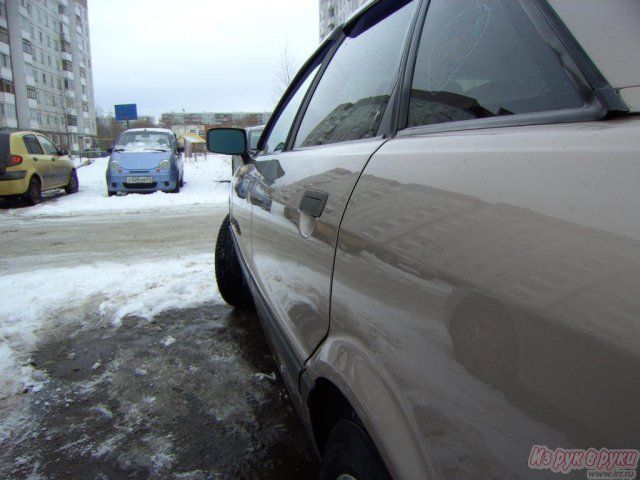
0, 131, 73, 197
327, 117, 640, 479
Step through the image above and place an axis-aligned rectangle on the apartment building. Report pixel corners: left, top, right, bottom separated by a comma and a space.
319, 0, 368, 40
161, 111, 270, 137
0, 0, 97, 151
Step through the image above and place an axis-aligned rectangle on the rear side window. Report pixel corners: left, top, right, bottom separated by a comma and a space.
38, 135, 59, 155
23, 135, 44, 154
294, 0, 417, 148
407, 0, 589, 128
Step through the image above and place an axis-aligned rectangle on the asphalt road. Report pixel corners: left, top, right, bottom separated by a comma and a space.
0, 203, 320, 479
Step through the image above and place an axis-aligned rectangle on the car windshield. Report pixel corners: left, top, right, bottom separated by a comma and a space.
114, 132, 172, 151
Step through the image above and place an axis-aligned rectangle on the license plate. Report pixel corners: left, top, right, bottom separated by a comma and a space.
126, 176, 154, 184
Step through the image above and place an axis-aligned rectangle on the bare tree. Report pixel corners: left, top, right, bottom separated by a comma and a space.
271, 43, 298, 107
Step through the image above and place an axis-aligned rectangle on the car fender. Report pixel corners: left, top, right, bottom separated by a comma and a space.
305, 334, 440, 480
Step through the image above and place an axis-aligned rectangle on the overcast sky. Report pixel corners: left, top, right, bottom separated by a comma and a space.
88, 0, 320, 121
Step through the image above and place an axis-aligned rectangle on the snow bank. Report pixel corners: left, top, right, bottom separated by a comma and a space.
0, 253, 222, 401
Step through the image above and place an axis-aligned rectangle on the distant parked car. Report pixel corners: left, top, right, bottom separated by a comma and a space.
106, 128, 184, 196
0, 131, 77, 205
231, 125, 265, 174
208, 0, 640, 478
81, 148, 108, 159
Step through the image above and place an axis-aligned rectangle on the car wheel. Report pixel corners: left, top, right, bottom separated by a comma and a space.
215, 215, 253, 308
449, 307, 518, 388
320, 419, 392, 480
23, 176, 42, 206
179, 174, 184, 188
172, 180, 181, 193
65, 169, 79, 194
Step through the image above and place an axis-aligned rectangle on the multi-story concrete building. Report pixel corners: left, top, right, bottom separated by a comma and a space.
319, 0, 368, 40
161, 111, 269, 138
0, 0, 97, 151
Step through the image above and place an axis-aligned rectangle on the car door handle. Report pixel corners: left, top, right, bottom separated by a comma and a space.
299, 190, 328, 218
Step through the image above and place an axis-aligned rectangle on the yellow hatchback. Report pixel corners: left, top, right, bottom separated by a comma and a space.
0, 131, 78, 205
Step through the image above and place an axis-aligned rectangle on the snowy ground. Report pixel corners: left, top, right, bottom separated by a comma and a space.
0, 154, 319, 479
0, 154, 232, 401
1, 154, 231, 219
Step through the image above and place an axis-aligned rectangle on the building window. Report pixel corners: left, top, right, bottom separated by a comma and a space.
0, 102, 17, 119
0, 78, 15, 94
79, 67, 86, 79
27, 86, 37, 99
0, 53, 8, 68
62, 60, 72, 71
22, 39, 33, 55
0, 27, 8, 44
82, 101, 88, 112
66, 115, 77, 126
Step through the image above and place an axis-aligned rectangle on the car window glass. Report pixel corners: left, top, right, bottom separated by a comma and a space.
38, 135, 59, 155
407, 0, 587, 128
294, 0, 417, 148
23, 135, 44, 155
263, 64, 321, 154
115, 132, 172, 151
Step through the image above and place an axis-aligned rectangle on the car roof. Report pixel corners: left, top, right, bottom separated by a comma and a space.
121, 128, 173, 133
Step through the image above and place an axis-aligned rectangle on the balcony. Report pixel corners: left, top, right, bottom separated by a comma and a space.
62, 70, 74, 80
28, 98, 37, 108
0, 92, 15, 103
25, 75, 35, 87
23, 52, 33, 65
0, 66, 12, 82
0, 117, 18, 129
62, 51, 73, 62
61, 14, 69, 26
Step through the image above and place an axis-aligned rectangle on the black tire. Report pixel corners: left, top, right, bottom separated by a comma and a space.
215, 215, 253, 308
172, 180, 181, 193
179, 174, 184, 188
65, 169, 79, 194
449, 307, 518, 388
23, 176, 42, 206
320, 419, 392, 480
108, 191, 116, 197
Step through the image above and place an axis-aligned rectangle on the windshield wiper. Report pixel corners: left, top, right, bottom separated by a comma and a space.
146, 148, 170, 152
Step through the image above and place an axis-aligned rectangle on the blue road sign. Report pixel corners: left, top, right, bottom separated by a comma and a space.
114, 104, 138, 121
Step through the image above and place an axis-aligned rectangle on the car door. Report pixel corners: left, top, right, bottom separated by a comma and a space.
22, 134, 53, 189
246, 0, 420, 391
37, 134, 67, 187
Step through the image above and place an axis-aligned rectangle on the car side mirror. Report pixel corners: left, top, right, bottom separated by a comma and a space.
58, 148, 69, 156
207, 128, 252, 164
177, 146, 185, 153
107, 147, 114, 154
